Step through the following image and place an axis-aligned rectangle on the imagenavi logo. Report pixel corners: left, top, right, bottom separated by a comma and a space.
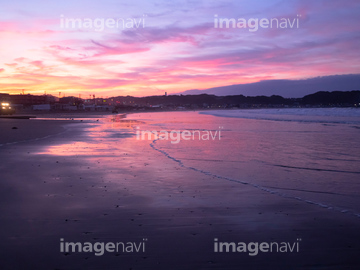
60, 238, 148, 256
214, 238, 301, 255
135, 126, 223, 144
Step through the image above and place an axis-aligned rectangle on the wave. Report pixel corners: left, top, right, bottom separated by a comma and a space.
200, 108, 360, 125
272, 164, 360, 175
149, 138, 360, 219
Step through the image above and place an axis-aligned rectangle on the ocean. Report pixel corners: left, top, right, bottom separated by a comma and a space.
126, 108, 360, 217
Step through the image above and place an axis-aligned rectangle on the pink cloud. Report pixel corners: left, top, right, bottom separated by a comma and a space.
5, 63, 17, 67
89, 40, 150, 57
1, 0, 359, 97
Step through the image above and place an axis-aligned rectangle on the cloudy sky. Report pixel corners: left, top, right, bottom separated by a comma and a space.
0, 0, 359, 97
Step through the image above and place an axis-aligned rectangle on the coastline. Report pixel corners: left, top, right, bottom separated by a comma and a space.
0, 111, 359, 269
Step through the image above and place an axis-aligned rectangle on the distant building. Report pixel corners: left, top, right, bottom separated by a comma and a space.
10, 94, 47, 106
0, 93, 10, 101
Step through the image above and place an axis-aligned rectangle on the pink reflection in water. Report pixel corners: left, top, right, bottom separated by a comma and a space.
36, 111, 360, 215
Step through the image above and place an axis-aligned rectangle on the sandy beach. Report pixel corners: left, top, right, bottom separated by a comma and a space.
0, 112, 360, 269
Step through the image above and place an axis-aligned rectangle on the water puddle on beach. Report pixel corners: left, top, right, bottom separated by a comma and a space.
37, 114, 143, 156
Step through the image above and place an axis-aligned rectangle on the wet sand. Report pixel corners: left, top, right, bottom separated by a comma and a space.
0, 115, 359, 269
0, 118, 65, 145
0, 112, 108, 145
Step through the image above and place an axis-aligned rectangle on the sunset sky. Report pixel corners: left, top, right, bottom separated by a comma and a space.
0, 0, 359, 97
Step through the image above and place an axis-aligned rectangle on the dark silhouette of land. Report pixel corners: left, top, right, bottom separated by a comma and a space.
110, 90, 360, 109
178, 74, 360, 98
1, 90, 360, 113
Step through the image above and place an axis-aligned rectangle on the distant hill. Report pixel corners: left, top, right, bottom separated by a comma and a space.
178, 74, 360, 98
302, 91, 360, 105
110, 90, 360, 108
2, 90, 359, 109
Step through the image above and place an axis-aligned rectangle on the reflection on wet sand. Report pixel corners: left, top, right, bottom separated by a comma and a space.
38, 115, 144, 157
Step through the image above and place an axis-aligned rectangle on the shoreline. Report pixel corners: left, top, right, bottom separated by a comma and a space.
9, 105, 360, 118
